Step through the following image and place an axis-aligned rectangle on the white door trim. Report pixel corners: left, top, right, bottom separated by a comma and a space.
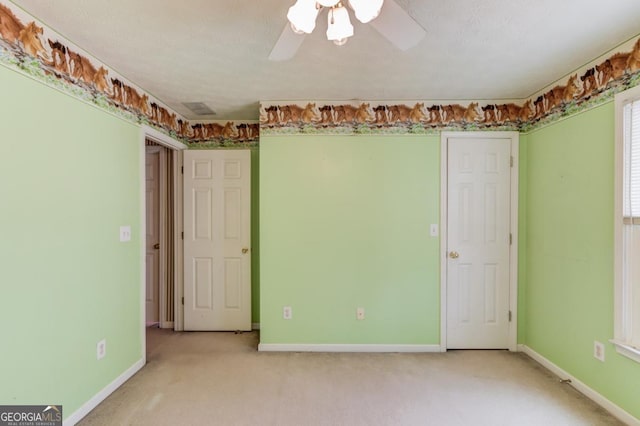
439, 131, 519, 352
173, 150, 185, 331
139, 126, 186, 362
143, 125, 187, 151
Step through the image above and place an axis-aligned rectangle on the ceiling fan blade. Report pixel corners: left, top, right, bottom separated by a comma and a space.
370, 0, 426, 51
269, 23, 306, 61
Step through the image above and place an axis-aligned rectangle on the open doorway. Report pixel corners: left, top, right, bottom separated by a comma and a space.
145, 141, 180, 328
141, 127, 186, 341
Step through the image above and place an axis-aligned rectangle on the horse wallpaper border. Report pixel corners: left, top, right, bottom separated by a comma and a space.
2, 1, 640, 144
0, 1, 258, 148
259, 35, 640, 136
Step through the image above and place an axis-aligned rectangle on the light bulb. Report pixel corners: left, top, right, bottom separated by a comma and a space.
287, 0, 320, 34
348, 0, 384, 23
317, 0, 339, 7
326, 5, 353, 42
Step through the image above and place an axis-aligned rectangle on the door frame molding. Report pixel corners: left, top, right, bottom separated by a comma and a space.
139, 126, 186, 362
439, 131, 519, 352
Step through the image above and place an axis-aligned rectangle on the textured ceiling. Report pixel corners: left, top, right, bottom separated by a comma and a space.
9, 0, 640, 120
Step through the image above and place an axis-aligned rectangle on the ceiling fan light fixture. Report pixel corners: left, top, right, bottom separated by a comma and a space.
326, 4, 353, 43
348, 0, 384, 23
272, 0, 427, 61
287, 0, 320, 34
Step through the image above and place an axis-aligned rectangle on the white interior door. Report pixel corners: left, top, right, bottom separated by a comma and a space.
183, 150, 251, 331
145, 147, 160, 325
446, 136, 512, 349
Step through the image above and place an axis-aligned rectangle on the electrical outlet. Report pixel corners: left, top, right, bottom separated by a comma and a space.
594, 341, 605, 362
430, 224, 439, 237
283, 306, 292, 320
119, 226, 131, 242
97, 339, 106, 360
356, 307, 365, 320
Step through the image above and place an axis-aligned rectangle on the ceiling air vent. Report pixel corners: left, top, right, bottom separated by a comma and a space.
182, 102, 216, 116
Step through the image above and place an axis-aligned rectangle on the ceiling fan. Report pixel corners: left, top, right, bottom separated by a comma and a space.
269, 0, 426, 61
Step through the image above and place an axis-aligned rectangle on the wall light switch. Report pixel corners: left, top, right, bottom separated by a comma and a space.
97, 339, 106, 360
119, 226, 131, 242
430, 224, 439, 237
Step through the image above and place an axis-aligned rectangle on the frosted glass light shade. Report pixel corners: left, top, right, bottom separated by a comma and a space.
317, 0, 339, 7
348, 0, 384, 23
287, 0, 320, 34
326, 5, 353, 42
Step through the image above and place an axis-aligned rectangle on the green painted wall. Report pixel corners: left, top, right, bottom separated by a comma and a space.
524, 103, 640, 419
260, 135, 441, 344
0, 66, 142, 419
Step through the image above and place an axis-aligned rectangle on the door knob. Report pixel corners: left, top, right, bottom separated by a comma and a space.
153, 243, 160, 250
242, 248, 249, 254
449, 251, 459, 259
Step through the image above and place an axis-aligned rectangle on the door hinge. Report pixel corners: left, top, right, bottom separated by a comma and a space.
509, 233, 512, 245
510, 156, 514, 167
181, 231, 184, 240
181, 166, 184, 174
508, 310, 512, 322
181, 297, 184, 305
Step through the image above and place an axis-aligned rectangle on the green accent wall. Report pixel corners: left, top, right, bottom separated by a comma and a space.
260, 135, 441, 344
523, 103, 640, 419
0, 66, 142, 419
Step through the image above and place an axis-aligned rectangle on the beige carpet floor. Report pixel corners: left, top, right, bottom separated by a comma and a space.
78, 328, 624, 426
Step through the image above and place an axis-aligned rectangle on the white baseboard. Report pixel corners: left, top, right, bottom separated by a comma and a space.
63, 358, 145, 426
251, 322, 260, 330
519, 345, 639, 426
258, 343, 441, 353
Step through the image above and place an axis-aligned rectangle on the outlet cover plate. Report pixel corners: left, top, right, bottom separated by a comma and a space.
594, 341, 605, 362
283, 306, 292, 320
